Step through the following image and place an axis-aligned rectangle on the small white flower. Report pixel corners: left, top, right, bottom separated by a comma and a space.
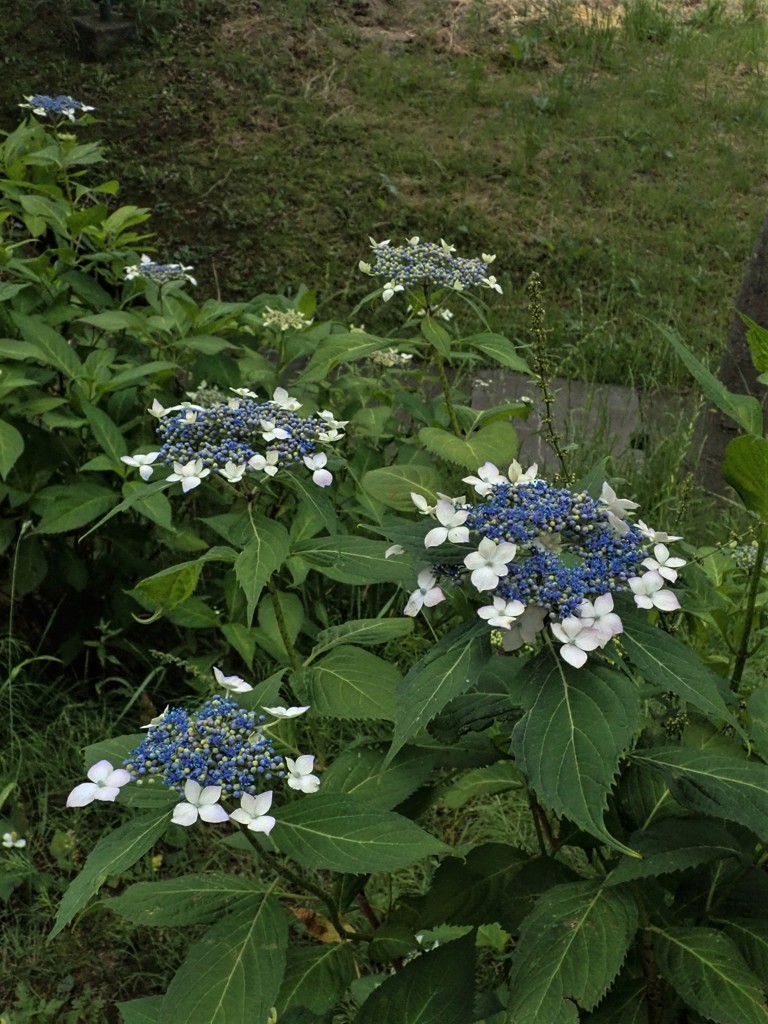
318, 428, 344, 443
437, 308, 454, 322
477, 596, 525, 629
148, 398, 177, 419
463, 462, 505, 497
440, 238, 456, 252
606, 511, 631, 537
404, 568, 445, 617
599, 482, 639, 520
229, 791, 276, 835
230, 387, 258, 399
167, 459, 211, 492
501, 605, 548, 651
262, 705, 310, 719
2, 831, 26, 848
318, 411, 349, 429
304, 452, 333, 487
120, 452, 160, 481
642, 544, 686, 582
424, 500, 470, 548
507, 460, 538, 485
482, 253, 496, 264
382, 280, 404, 302
219, 461, 247, 483
370, 237, 390, 249
213, 666, 253, 693
171, 780, 229, 827
411, 492, 436, 516
636, 520, 683, 544
628, 571, 681, 612
260, 419, 290, 442
359, 260, 372, 274
385, 544, 405, 559
285, 755, 321, 793
272, 387, 302, 411
67, 760, 132, 807
140, 706, 169, 730
451, 280, 465, 292
248, 450, 280, 477
463, 537, 517, 591
576, 593, 623, 646
550, 617, 601, 669
482, 275, 503, 294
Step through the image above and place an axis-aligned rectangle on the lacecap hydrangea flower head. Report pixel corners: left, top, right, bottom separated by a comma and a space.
19, 94, 94, 121
359, 236, 502, 302
124, 254, 197, 286
121, 386, 346, 492
67, 679, 319, 835
403, 462, 685, 669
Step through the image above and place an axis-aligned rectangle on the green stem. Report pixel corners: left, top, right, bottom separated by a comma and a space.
730, 531, 766, 690
434, 350, 462, 436
526, 273, 573, 484
267, 578, 301, 672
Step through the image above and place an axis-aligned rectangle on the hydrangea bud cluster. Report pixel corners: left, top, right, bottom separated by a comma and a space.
731, 541, 768, 574
123, 695, 284, 799
403, 462, 685, 668
124, 254, 197, 286
359, 237, 501, 300
370, 347, 414, 368
121, 387, 345, 491
19, 94, 94, 121
262, 307, 313, 331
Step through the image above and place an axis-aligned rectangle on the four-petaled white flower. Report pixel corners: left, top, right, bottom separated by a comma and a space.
438, 308, 454, 322
424, 500, 470, 548
262, 705, 310, 719
171, 780, 229, 827
384, 544, 405, 559
249, 451, 279, 477
404, 568, 445, 617
477, 596, 525, 629
121, 452, 160, 481
576, 593, 623, 646
319, 411, 349, 430
382, 280, 405, 302
213, 666, 253, 693
230, 387, 258, 399
230, 791, 276, 835
260, 419, 290, 442
636, 520, 682, 544
304, 453, 332, 487
628, 571, 680, 612
550, 617, 601, 669
501, 605, 548, 652
272, 387, 302, 411
464, 537, 517, 591
167, 459, 211, 492
482, 275, 503, 294
642, 544, 686, 582
2, 831, 26, 848
148, 398, 177, 419
219, 461, 247, 483
507, 460, 538, 486
318, 428, 344, 443
285, 755, 321, 793
599, 482, 639, 520
67, 760, 132, 807
463, 462, 505, 497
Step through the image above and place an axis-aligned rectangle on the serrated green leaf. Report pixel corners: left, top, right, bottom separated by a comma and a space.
310, 617, 413, 658
34, 482, 117, 534
419, 422, 519, 470
277, 944, 356, 1016
51, 808, 170, 939
621, 613, 736, 727
13, 312, 84, 379
652, 926, 768, 1024
287, 473, 339, 534
506, 882, 639, 1022
297, 332, 391, 384
354, 932, 476, 1024
440, 762, 524, 809
116, 995, 164, 1023
81, 399, 128, 465
606, 817, 748, 886
235, 515, 290, 625
510, 653, 641, 856
255, 591, 304, 663
420, 315, 451, 356
658, 323, 764, 436
134, 561, 203, 612
723, 435, 768, 521
741, 315, 768, 373
629, 747, 768, 841
464, 332, 531, 372
321, 745, 437, 810
273, 795, 446, 872
747, 688, 768, 760
387, 623, 490, 763
292, 647, 399, 720
108, 873, 263, 926
164, 894, 288, 1024
0, 419, 24, 478
293, 536, 411, 584
580, 976, 647, 1024
362, 464, 445, 512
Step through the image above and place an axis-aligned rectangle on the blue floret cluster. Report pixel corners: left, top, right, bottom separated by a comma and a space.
124, 695, 285, 800
366, 238, 496, 291
19, 94, 94, 120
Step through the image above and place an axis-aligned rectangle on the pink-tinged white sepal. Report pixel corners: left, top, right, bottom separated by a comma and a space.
641, 544, 686, 582
628, 571, 681, 611
67, 760, 132, 807
285, 755, 321, 793
477, 596, 525, 629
